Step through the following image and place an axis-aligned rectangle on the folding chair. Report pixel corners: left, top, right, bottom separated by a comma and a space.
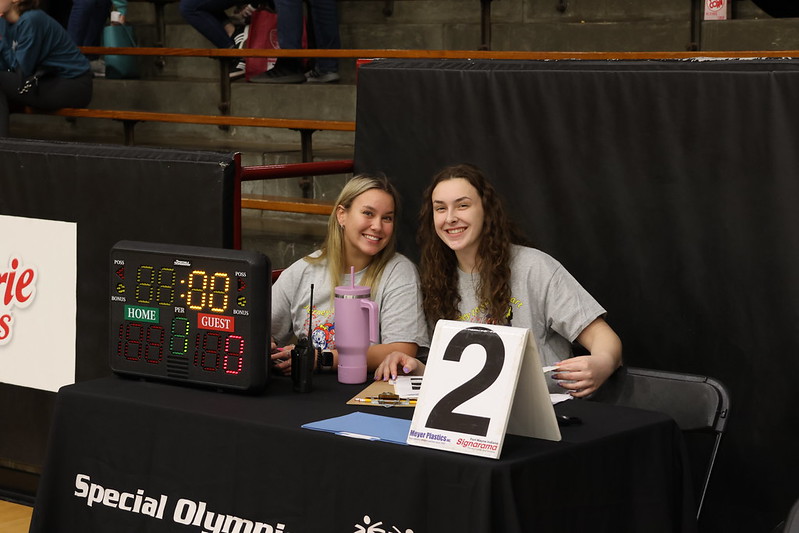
590, 366, 730, 520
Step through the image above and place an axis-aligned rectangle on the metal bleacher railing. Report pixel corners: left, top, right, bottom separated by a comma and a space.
240, 158, 353, 215
232, 156, 354, 248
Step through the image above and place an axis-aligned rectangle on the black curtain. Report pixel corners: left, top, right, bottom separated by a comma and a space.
353, 58, 799, 532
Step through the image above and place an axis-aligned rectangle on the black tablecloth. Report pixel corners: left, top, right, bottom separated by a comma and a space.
29, 374, 696, 533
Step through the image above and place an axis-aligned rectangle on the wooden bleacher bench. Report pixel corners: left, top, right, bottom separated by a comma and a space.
240, 194, 334, 215
24, 107, 355, 160
80, 46, 799, 63
42, 108, 355, 132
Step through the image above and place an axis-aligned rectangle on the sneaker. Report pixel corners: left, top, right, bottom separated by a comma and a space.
305, 68, 340, 83
229, 59, 246, 80
249, 65, 306, 84
232, 24, 250, 49
90, 59, 106, 78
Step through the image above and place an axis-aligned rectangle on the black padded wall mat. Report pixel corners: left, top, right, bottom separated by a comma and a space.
0, 139, 237, 497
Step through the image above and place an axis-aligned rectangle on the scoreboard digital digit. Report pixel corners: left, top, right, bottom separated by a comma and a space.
109, 241, 270, 392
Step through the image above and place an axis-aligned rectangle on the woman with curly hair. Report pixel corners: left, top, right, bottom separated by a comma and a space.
375, 163, 622, 398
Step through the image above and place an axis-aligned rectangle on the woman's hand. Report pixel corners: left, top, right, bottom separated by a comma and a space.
550, 353, 618, 398
373, 351, 425, 382
270, 339, 293, 376
554, 318, 622, 397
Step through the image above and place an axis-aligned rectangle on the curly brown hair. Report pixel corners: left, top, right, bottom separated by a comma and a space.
418, 163, 526, 325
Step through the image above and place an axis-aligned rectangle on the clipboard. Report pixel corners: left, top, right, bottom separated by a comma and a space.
347, 380, 416, 407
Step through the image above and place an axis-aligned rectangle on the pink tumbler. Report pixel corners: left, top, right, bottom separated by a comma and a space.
335, 266, 378, 384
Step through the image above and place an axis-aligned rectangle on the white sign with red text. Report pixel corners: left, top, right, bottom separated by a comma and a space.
704, 0, 729, 20
0, 214, 77, 392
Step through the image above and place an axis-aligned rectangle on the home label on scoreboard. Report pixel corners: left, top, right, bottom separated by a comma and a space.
108, 240, 270, 393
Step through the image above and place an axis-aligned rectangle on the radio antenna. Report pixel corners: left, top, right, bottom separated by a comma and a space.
307, 283, 314, 342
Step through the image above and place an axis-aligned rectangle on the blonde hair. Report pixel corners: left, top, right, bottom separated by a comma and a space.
306, 174, 400, 298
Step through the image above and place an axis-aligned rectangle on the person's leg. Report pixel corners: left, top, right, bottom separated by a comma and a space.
0, 72, 94, 137
4, 72, 93, 115
67, 0, 91, 44
179, 0, 237, 48
67, 0, 111, 46
34, 74, 94, 111
0, 71, 24, 137
273, 0, 303, 71
274, 0, 303, 49
0, 93, 10, 137
250, 0, 305, 82
85, 0, 112, 47
307, 0, 340, 74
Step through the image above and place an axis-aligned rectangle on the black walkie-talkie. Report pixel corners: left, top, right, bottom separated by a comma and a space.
291, 284, 316, 392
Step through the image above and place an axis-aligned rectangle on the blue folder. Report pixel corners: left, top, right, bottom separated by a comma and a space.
302, 411, 411, 445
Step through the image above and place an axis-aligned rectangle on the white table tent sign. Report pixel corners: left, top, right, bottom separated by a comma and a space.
407, 320, 561, 459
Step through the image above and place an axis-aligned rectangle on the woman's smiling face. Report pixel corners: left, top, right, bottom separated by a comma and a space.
431, 177, 485, 269
336, 188, 395, 270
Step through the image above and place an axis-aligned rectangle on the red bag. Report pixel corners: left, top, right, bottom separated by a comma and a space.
244, 10, 308, 81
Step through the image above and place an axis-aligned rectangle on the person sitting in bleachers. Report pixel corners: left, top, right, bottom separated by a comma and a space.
179, 0, 256, 80
0, 0, 92, 137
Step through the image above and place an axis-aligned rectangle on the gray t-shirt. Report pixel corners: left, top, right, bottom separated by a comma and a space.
456, 245, 605, 387
272, 252, 429, 351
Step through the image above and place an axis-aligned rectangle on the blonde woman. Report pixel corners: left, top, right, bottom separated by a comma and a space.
271, 174, 429, 374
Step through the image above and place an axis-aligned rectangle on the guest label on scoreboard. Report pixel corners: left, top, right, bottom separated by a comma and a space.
198, 313, 234, 332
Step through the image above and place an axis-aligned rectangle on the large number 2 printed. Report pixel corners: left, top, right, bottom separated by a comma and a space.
426, 327, 505, 437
